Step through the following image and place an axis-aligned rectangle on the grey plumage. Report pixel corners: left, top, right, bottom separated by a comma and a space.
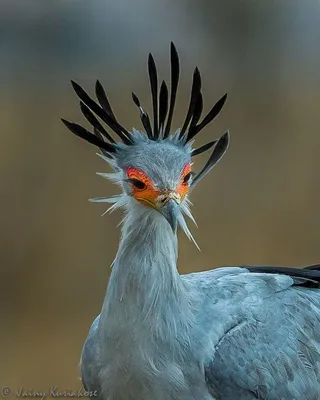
62, 43, 320, 399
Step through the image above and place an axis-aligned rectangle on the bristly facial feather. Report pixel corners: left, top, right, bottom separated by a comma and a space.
61, 42, 229, 247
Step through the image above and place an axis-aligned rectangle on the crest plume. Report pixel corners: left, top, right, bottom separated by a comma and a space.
62, 42, 229, 186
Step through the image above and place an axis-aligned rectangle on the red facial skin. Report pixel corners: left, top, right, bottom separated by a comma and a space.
126, 163, 191, 207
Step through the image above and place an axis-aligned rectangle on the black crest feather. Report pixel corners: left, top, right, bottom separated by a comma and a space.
79, 101, 116, 144
61, 119, 115, 154
61, 43, 228, 168
148, 53, 158, 139
159, 81, 169, 134
163, 42, 180, 138
189, 91, 203, 133
71, 80, 132, 145
179, 67, 202, 138
95, 80, 116, 120
186, 93, 227, 142
191, 140, 218, 157
132, 92, 153, 139
191, 131, 230, 187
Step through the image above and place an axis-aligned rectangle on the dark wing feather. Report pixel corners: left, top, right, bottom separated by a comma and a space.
304, 264, 320, 271
245, 265, 320, 288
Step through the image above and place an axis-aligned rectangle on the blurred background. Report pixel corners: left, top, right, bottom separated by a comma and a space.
1, 0, 320, 392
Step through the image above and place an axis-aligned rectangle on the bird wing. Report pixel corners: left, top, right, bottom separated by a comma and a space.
245, 264, 320, 287
80, 315, 102, 398
199, 266, 320, 399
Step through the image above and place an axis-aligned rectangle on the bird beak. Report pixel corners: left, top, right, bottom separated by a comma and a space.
158, 192, 181, 233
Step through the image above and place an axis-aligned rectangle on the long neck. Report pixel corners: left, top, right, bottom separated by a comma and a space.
99, 201, 192, 339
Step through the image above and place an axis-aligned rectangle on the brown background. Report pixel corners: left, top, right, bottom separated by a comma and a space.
1, 0, 320, 393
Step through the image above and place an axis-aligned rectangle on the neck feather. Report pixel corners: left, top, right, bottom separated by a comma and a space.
100, 200, 192, 338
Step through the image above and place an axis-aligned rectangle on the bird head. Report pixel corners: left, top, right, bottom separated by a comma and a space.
62, 43, 229, 244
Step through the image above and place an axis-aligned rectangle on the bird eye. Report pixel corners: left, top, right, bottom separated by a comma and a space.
130, 178, 147, 190
183, 172, 191, 184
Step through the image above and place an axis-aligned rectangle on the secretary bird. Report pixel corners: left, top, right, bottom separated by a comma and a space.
62, 43, 320, 400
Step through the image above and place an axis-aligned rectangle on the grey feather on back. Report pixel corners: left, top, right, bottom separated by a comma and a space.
200, 266, 320, 399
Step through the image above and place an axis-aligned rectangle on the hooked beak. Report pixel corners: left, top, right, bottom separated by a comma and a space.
158, 192, 181, 233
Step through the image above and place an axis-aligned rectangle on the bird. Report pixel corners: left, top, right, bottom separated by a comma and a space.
62, 43, 320, 400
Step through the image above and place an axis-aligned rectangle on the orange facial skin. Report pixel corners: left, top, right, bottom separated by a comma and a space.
126, 163, 191, 207
126, 167, 160, 208
177, 163, 191, 200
